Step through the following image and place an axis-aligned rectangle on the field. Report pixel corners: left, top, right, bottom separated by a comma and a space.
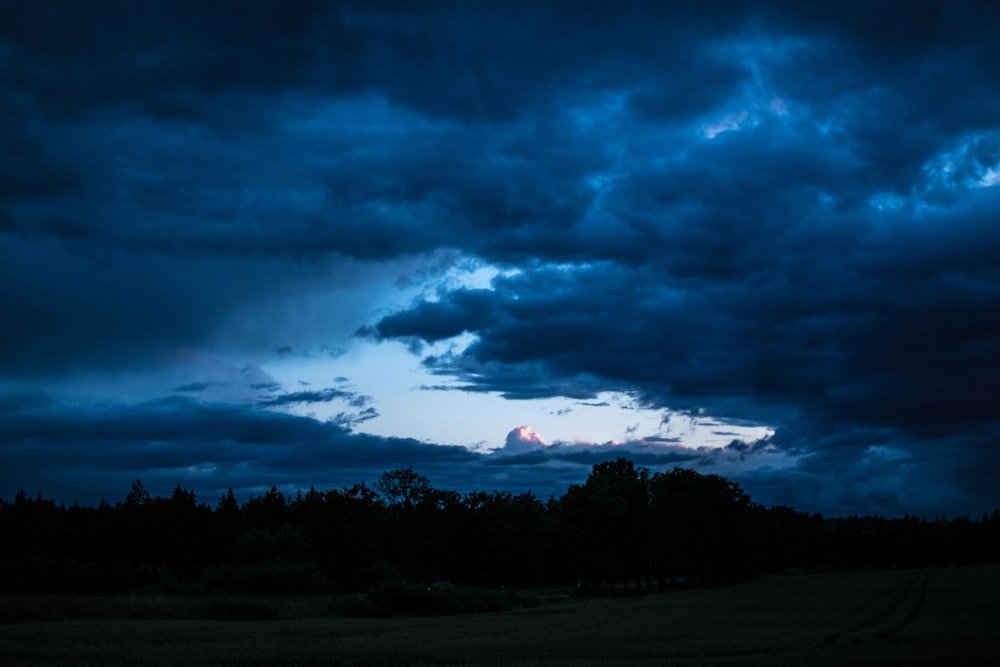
2, 565, 999, 666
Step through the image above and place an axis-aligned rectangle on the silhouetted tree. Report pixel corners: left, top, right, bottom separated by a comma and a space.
375, 467, 432, 509
124, 479, 151, 508
459, 490, 549, 586
217, 488, 239, 516
315, 483, 389, 590
243, 486, 288, 530
649, 468, 754, 584
561, 458, 651, 592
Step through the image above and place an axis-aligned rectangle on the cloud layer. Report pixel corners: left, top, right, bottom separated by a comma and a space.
2, 2, 999, 516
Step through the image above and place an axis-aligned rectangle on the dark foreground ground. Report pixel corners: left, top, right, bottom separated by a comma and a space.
1, 565, 998, 666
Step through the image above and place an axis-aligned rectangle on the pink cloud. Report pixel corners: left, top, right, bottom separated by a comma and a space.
504, 425, 546, 452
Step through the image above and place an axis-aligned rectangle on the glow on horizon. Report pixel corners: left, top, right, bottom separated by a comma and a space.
271, 338, 774, 453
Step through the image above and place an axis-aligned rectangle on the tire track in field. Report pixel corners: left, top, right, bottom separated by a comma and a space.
823, 571, 927, 645
872, 571, 927, 639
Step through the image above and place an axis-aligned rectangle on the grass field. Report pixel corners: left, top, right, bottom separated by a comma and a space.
2, 565, 998, 665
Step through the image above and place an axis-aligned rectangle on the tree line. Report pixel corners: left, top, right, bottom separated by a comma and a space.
2, 458, 999, 596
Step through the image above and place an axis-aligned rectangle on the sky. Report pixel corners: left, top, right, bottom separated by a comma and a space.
2, 1, 999, 517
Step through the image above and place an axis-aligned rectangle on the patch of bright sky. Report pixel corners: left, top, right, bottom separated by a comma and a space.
279, 340, 773, 451
417, 258, 518, 302
267, 256, 774, 452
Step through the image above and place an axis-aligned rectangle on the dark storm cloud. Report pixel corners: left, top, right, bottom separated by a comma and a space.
3, 2, 1000, 516
12, 0, 972, 262
0, 393, 467, 503
0, 240, 333, 375
4, 2, 994, 279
